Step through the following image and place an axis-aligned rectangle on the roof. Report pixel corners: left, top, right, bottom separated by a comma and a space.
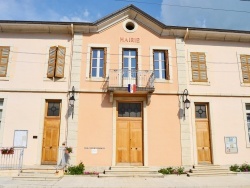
0, 5, 249, 42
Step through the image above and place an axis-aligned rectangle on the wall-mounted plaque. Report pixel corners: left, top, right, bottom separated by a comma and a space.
13, 130, 28, 148
224, 136, 238, 154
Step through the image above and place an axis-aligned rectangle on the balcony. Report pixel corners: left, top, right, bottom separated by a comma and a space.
108, 69, 155, 94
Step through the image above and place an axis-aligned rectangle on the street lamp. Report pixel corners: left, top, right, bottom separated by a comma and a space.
183, 89, 190, 118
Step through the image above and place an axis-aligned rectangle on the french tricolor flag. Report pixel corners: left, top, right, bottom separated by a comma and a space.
128, 84, 136, 93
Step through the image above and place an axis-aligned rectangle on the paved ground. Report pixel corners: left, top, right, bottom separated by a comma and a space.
1, 174, 250, 188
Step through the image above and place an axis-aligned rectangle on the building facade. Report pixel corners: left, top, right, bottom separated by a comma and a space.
0, 5, 250, 171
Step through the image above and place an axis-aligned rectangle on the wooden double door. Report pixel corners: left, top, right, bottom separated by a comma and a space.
41, 101, 61, 165
116, 102, 143, 166
195, 104, 212, 164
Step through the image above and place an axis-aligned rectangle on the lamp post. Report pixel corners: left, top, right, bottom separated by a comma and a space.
183, 89, 190, 118
69, 86, 75, 119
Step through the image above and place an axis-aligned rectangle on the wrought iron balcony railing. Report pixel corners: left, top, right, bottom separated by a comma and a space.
108, 69, 155, 92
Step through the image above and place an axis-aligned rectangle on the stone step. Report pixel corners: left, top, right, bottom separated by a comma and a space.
187, 171, 237, 177
193, 165, 221, 169
13, 168, 63, 181
190, 168, 229, 173
99, 173, 164, 178
187, 165, 236, 177
12, 176, 62, 181
105, 169, 158, 174
18, 172, 57, 176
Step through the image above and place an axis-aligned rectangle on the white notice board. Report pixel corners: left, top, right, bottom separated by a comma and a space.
13, 130, 28, 148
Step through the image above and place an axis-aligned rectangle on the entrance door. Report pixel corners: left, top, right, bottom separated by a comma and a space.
195, 104, 212, 164
41, 101, 61, 165
122, 49, 137, 87
116, 102, 143, 166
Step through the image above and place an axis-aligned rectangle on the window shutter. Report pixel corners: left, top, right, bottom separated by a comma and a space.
55, 46, 66, 78
199, 53, 207, 81
165, 50, 170, 80
103, 48, 107, 78
89, 49, 93, 78
47, 46, 57, 78
241, 55, 250, 83
191, 53, 199, 81
0, 47, 10, 77
190, 52, 207, 82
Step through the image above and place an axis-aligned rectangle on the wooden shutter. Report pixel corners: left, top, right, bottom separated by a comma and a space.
0, 47, 10, 77
55, 46, 66, 78
103, 48, 107, 78
165, 50, 170, 80
191, 52, 207, 82
47, 46, 57, 78
241, 55, 250, 83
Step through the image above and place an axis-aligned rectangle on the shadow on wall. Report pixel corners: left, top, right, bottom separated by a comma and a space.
101, 93, 112, 108
178, 108, 184, 119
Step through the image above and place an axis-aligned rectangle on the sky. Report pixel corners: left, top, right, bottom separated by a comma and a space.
0, 0, 250, 31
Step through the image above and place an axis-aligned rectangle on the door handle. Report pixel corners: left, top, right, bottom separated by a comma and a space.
50, 146, 52, 149
202, 147, 204, 149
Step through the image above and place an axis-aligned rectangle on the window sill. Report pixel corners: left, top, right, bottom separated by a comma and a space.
154, 79, 173, 83
43, 77, 67, 82
241, 83, 250, 87
0, 77, 10, 81
190, 81, 210, 86
86, 77, 106, 82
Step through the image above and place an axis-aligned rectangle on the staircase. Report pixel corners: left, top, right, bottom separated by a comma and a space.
187, 165, 237, 177
99, 166, 164, 178
12, 166, 63, 181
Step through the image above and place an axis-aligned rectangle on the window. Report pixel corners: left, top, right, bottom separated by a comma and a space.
0, 100, 3, 128
47, 102, 61, 116
47, 46, 66, 78
118, 103, 141, 117
190, 52, 207, 82
240, 55, 250, 83
90, 48, 106, 78
245, 104, 250, 143
195, 104, 207, 119
123, 49, 137, 78
153, 50, 169, 80
0, 47, 10, 77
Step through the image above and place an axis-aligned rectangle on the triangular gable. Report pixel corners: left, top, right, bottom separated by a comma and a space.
89, 4, 170, 36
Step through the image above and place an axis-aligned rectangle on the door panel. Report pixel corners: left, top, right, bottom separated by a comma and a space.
116, 121, 130, 163
195, 104, 212, 164
42, 101, 61, 165
130, 121, 142, 164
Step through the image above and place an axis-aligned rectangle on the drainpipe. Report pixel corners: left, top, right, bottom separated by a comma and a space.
184, 28, 189, 41
65, 23, 74, 146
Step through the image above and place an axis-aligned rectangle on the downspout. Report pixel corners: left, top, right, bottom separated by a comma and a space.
65, 23, 74, 145
184, 28, 189, 41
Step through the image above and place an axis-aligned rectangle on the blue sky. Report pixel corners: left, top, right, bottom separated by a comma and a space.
0, 0, 250, 31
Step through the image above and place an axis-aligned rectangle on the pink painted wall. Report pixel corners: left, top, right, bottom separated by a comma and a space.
80, 21, 178, 92
147, 95, 182, 166
76, 93, 113, 166
77, 20, 181, 167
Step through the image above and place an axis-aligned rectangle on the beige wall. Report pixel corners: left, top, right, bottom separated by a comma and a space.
186, 40, 250, 165
0, 32, 72, 165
